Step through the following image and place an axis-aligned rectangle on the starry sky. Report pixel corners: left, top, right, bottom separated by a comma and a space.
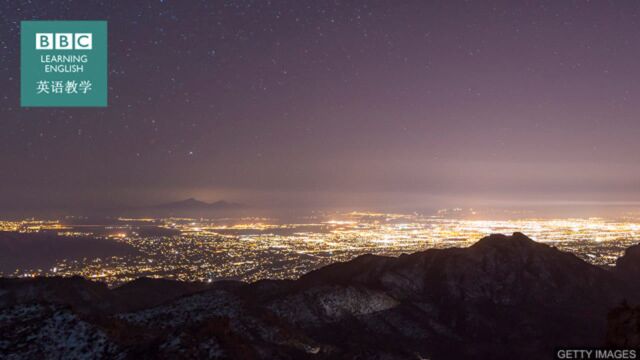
2, 0, 640, 215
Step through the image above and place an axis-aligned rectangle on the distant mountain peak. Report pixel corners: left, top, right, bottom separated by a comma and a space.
154, 198, 244, 210
157, 198, 209, 208
471, 232, 540, 250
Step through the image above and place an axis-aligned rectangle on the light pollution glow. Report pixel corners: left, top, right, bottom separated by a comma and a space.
3, 211, 640, 286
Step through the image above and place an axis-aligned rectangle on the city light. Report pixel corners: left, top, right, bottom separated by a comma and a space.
3, 212, 640, 286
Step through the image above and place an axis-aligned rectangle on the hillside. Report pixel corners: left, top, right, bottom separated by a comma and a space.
0, 233, 638, 359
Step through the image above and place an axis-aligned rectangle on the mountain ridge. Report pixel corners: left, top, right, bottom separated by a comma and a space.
109, 198, 247, 217
154, 198, 244, 210
1, 232, 639, 359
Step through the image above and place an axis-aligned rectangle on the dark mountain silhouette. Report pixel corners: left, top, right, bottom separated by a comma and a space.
110, 277, 210, 312
0, 276, 207, 315
154, 198, 243, 210
1, 233, 639, 359
60, 198, 248, 218
115, 198, 246, 217
607, 302, 640, 348
607, 244, 640, 347
615, 243, 640, 280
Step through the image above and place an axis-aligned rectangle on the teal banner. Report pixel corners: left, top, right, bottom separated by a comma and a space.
20, 21, 107, 107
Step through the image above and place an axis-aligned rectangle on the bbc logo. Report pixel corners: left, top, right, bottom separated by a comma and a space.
35, 33, 92, 50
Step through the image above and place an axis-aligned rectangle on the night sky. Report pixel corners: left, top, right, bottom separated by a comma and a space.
2, 1, 640, 214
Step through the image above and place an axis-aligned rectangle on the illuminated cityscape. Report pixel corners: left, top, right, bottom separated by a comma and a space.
2, 211, 640, 286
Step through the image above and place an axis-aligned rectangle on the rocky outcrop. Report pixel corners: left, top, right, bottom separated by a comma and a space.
607, 302, 640, 348
1, 233, 639, 359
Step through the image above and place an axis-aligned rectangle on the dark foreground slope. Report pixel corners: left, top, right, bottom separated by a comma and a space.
607, 244, 640, 348
1, 233, 639, 360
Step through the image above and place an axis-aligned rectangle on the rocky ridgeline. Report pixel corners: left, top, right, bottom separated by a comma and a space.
1, 233, 639, 359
